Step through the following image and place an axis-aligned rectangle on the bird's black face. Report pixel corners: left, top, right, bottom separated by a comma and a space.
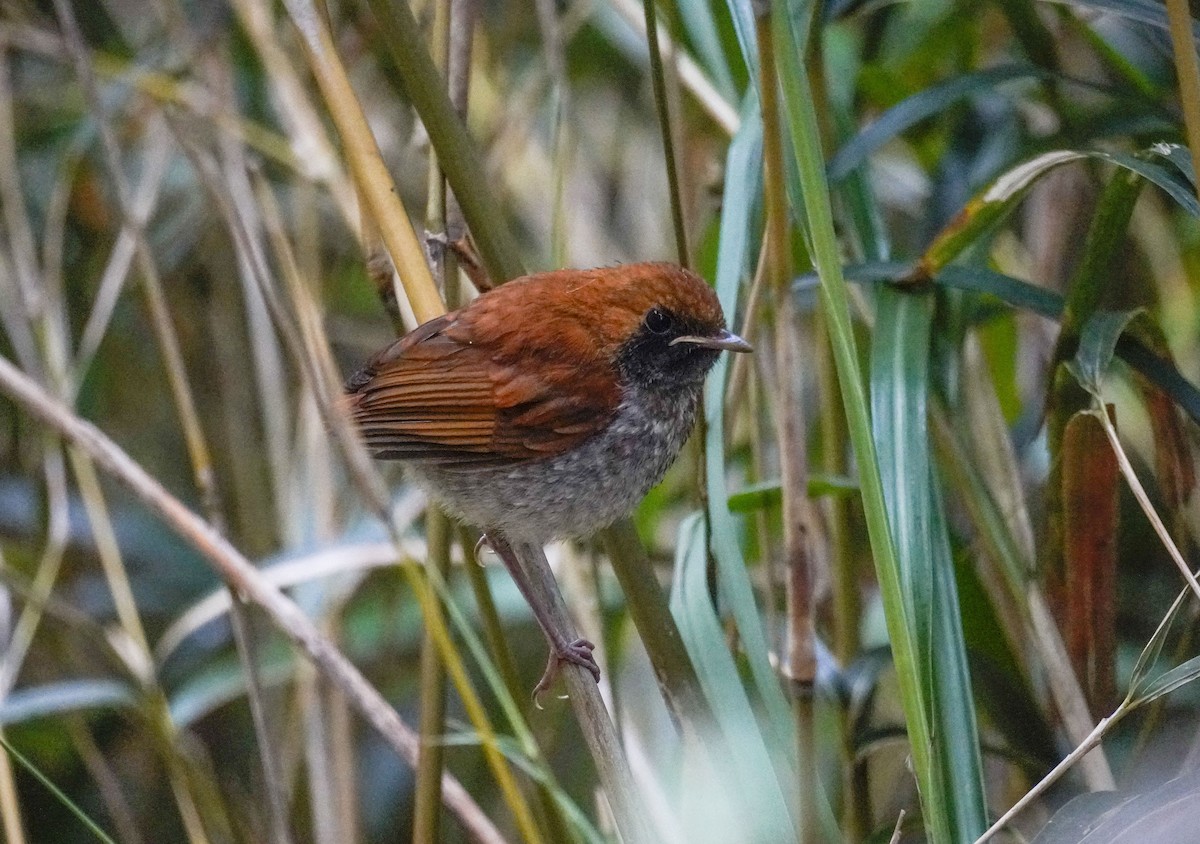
615, 306, 749, 393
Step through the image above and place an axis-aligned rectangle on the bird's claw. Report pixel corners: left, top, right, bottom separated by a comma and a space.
473, 534, 490, 567
533, 638, 600, 708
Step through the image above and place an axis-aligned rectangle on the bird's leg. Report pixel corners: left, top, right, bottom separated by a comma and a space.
480, 533, 601, 704
423, 230, 493, 292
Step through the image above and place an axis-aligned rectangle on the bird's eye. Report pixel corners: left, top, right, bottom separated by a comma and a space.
644, 308, 673, 334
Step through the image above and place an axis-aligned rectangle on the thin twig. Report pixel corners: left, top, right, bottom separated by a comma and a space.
507, 539, 658, 844
73, 122, 174, 386
756, 5, 816, 838
0, 727, 25, 844
1093, 404, 1200, 601
605, 0, 739, 135
640, 0, 689, 267
974, 712, 1118, 844
65, 718, 143, 844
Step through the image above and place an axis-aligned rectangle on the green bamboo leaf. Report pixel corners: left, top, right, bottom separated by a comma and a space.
677, 0, 738, 100
825, 257, 1063, 311
1065, 309, 1144, 396
871, 288, 988, 842
1000, 0, 1063, 76
937, 265, 1063, 318
1127, 586, 1191, 700
669, 513, 798, 841
920, 146, 1197, 277
1151, 141, 1196, 184
802, 264, 1200, 423
1117, 337, 1200, 424
704, 96, 797, 743
726, 474, 859, 513
806, 261, 1063, 318
1041, 0, 1200, 40
1130, 654, 1200, 706
722, 0, 759, 83
695, 90, 829, 839
1106, 153, 1200, 217
828, 65, 1042, 182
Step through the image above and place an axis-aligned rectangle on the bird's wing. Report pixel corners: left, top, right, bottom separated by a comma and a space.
344, 312, 620, 468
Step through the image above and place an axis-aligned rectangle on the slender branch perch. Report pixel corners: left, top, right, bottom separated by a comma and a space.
506, 540, 658, 844
0, 354, 507, 844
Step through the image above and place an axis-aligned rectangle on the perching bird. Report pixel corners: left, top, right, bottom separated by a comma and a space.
346, 262, 750, 697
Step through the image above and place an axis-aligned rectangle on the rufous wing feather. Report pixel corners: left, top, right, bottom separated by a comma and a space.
345, 305, 620, 468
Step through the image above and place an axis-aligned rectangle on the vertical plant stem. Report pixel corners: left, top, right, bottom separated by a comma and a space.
44, 30, 257, 841
282, 0, 445, 321
533, 0, 570, 266
228, 599, 295, 844
1166, 0, 1200, 205
414, 513, 451, 844
413, 0, 457, 834
299, 662, 338, 844
934, 355, 1117, 789
755, 4, 817, 839
640, 0, 690, 267
1062, 410, 1120, 714
65, 718, 144, 844
816, 309, 857, 664
457, 535, 579, 844
67, 450, 151, 656
601, 522, 714, 735
362, 0, 525, 284
771, 0, 941, 834
817, 309, 862, 836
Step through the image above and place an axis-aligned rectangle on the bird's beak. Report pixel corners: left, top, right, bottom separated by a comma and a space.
670, 329, 753, 353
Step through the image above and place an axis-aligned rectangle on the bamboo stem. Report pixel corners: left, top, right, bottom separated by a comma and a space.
756, 5, 817, 838
1166, 0, 1200, 206
506, 540, 658, 844
640, 0, 690, 267
362, 0, 525, 284
413, 512, 451, 844
281, 0, 445, 322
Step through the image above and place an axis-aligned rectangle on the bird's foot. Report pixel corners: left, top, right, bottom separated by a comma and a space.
533, 638, 600, 708
423, 230, 492, 291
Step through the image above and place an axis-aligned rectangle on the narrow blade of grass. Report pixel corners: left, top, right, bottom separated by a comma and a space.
772, 0, 943, 836
871, 288, 988, 841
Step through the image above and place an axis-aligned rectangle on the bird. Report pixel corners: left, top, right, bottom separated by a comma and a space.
344, 261, 751, 698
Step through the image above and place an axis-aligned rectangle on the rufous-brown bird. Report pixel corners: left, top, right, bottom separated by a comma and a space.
345, 262, 750, 697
